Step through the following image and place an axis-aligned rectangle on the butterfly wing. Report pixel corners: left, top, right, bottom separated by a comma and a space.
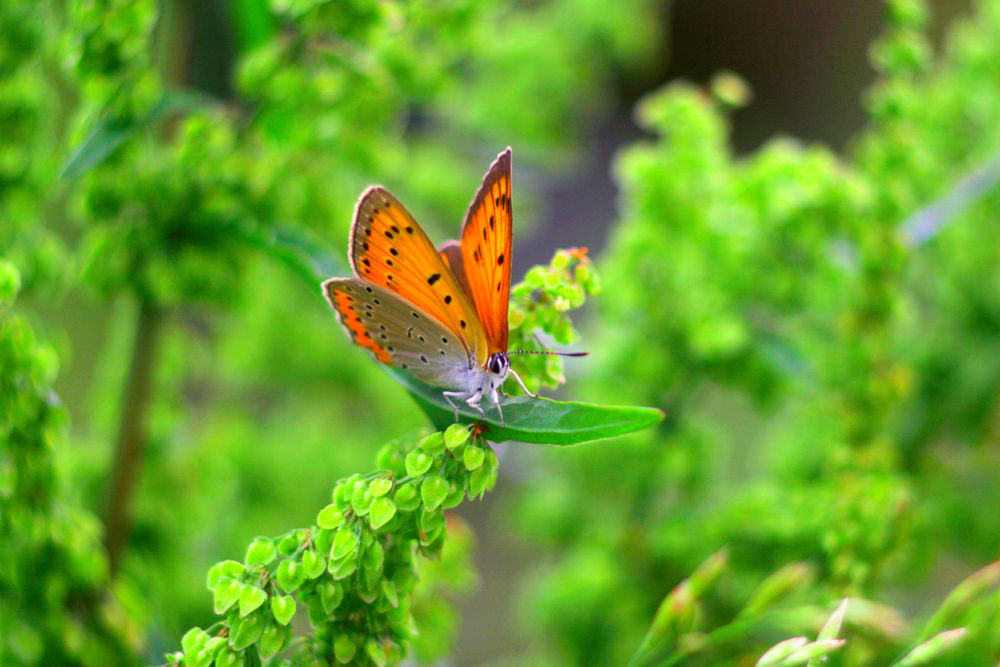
323, 278, 475, 388
438, 240, 473, 304
350, 187, 488, 365
458, 148, 512, 355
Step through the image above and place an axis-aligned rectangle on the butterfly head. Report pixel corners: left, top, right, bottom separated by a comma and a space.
486, 352, 510, 379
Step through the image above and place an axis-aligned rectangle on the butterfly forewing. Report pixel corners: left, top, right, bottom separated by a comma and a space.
459, 148, 512, 354
324, 278, 473, 388
350, 187, 488, 364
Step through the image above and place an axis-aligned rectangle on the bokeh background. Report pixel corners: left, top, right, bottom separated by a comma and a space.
4, 0, 1000, 664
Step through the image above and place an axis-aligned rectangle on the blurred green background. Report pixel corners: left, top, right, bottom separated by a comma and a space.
4, 0, 1000, 664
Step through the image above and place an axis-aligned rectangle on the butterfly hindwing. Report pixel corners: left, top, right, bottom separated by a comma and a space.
459, 148, 512, 354
349, 187, 488, 364
323, 278, 473, 388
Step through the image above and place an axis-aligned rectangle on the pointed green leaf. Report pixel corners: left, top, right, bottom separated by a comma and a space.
238, 584, 268, 617
462, 445, 485, 471
421, 476, 449, 511
331, 528, 358, 561
370, 497, 397, 529
213, 578, 241, 614
394, 483, 420, 511
444, 423, 470, 449
369, 478, 393, 497
334, 635, 357, 663
319, 580, 344, 614
417, 432, 446, 455
245, 538, 276, 566
275, 559, 305, 593
258, 621, 287, 660
330, 555, 358, 580
389, 369, 663, 445
271, 594, 296, 626
61, 90, 210, 179
301, 549, 326, 579
229, 613, 264, 651
891, 628, 967, 667
756, 638, 809, 666
317, 504, 345, 530
404, 450, 434, 477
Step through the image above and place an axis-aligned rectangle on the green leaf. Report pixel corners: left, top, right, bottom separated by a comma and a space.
301, 549, 326, 579
229, 613, 264, 651
334, 635, 357, 663
404, 450, 434, 477
369, 478, 393, 497
319, 580, 344, 614
61, 90, 210, 179
227, 220, 345, 291
755, 638, 808, 667
370, 497, 397, 529
317, 504, 345, 530
366, 639, 388, 667
238, 584, 268, 617
275, 560, 305, 593
891, 628, 967, 667
258, 621, 287, 660
330, 555, 358, 580
442, 481, 465, 509
271, 595, 296, 626
382, 580, 399, 608
417, 431, 446, 455
214, 646, 240, 667
245, 538, 276, 566
421, 476, 449, 511
181, 627, 208, 656
444, 423, 470, 449
394, 483, 420, 511
351, 483, 374, 516
389, 369, 663, 445
213, 578, 241, 614
331, 528, 358, 561
462, 445, 485, 471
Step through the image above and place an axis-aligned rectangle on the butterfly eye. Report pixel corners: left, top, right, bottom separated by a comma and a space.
488, 354, 507, 375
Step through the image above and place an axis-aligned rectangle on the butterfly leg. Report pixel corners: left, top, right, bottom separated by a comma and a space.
443, 390, 465, 422
507, 367, 537, 399
489, 386, 505, 427
464, 389, 486, 422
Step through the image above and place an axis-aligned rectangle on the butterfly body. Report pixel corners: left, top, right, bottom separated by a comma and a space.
323, 148, 532, 426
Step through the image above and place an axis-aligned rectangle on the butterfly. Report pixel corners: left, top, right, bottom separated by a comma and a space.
322, 148, 574, 427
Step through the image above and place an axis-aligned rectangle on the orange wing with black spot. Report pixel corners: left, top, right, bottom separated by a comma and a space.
324, 279, 393, 364
323, 278, 474, 386
349, 187, 488, 364
458, 148, 512, 355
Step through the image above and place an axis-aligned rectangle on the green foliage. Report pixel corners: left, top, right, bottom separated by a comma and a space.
9, 0, 1000, 664
514, 0, 1000, 664
0, 260, 139, 665
0, 0, 662, 661
166, 424, 498, 666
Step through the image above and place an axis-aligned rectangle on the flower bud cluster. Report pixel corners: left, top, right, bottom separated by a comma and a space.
169, 424, 497, 666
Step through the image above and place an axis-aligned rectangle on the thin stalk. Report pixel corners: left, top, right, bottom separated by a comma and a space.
103, 297, 164, 576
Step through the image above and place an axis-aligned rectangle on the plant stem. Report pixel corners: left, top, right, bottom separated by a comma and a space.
103, 296, 164, 577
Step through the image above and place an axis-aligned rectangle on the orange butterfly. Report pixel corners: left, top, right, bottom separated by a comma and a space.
324, 148, 552, 426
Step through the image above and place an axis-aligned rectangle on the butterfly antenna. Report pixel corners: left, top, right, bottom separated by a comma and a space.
506, 350, 589, 357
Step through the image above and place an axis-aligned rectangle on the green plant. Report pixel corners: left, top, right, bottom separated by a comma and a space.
515, 0, 1000, 664
162, 244, 659, 664
0, 259, 140, 665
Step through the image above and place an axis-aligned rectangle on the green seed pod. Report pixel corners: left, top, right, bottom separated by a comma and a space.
421, 475, 449, 511
245, 538, 276, 567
